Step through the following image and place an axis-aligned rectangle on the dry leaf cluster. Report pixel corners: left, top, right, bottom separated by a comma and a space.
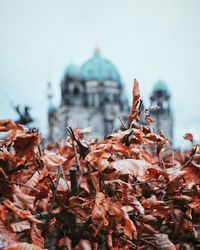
0, 81, 199, 249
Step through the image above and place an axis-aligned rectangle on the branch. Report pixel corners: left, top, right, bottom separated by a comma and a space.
67, 127, 83, 187
70, 165, 79, 196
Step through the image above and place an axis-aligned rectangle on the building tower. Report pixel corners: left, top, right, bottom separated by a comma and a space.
150, 80, 173, 143
47, 82, 57, 141
48, 49, 129, 141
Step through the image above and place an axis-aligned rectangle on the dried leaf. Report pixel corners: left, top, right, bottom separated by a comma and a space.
131, 79, 140, 114
3, 199, 42, 224
92, 192, 110, 227
7, 242, 44, 250
112, 159, 149, 180
42, 153, 66, 168
152, 233, 176, 249
58, 236, 72, 249
13, 132, 42, 157
13, 185, 35, 210
183, 133, 193, 143
30, 223, 44, 248
0, 119, 21, 132
11, 220, 30, 232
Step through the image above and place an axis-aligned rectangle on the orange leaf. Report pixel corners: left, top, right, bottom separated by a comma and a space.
13, 133, 42, 157
183, 133, 193, 143
112, 159, 149, 180
3, 199, 43, 224
11, 220, 30, 232
42, 153, 66, 168
92, 192, 110, 227
131, 79, 140, 114
30, 223, 44, 248
7, 242, 44, 250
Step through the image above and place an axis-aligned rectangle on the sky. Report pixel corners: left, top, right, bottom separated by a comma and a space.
0, 0, 200, 147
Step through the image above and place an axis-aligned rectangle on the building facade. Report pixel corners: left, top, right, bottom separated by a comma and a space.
150, 80, 173, 143
48, 49, 129, 141
48, 51, 173, 143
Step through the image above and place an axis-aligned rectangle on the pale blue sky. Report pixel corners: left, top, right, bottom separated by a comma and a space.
0, 0, 200, 147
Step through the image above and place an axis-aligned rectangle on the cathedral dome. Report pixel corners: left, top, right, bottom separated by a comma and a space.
64, 64, 80, 78
80, 49, 121, 82
153, 80, 168, 93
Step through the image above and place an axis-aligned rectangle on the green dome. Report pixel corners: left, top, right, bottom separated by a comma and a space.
64, 64, 80, 78
153, 80, 168, 92
80, 50, 121, 82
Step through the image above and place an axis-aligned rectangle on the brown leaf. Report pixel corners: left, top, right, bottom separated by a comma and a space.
145, 132, 167, 144
183, 133, 193, 143
11, 220, 30, 232
23, 172, 41, 192
109, 202, 137, 239
152, 233, 176, 249
92, 192, 110, 227
112, 159, 149, 180
7, 242, 44, 250
182, 162, 200, 187
0, 119, 22, 132
13, 132, 42, 157
128, 79, 141, 124
0, 220, 17, 245
30, 223, 44, 248
131, 79, 140, 114
188, 195, 200, 213
3, 199, 43, 224
58, 236, 72, 249
42, 153, 66, 168
13, 185, 35, 210
145, 114, 156, 124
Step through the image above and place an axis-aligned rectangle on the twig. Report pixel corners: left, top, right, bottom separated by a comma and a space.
60, 165, 70, 190
45, 174, 67, 210
43, 166, 62, 241
72, 140, 81, 170
140, 238, 156, 247
37, 145, 42, 157
49, 166, 61, 213
182, 155, 193, 167
69, 165, 79, 245
117, 115, 126, 130
2, 180, 39, 192
70, 165, 79, 196
67, 127, 81, 169
6, 163, 29, 175
132, 179, 156, 187
33, 210, 49, 219
182, 144, 199, 167
67, 127, 83, 187
120, 236, 137, 249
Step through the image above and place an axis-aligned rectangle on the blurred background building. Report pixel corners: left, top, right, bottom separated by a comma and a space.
48, 50, 173, 142
48, 49, 129, 140
150, 81, 173, 143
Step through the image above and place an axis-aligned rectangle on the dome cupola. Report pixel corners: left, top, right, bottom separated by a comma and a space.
64, 64, 80, 78
80, 49, 121, 83
153, 80, 168, 93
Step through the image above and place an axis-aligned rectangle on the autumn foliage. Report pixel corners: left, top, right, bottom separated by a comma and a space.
0, 80, 200, 249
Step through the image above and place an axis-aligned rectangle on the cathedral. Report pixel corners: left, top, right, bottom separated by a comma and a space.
48, 49, 173, 143
48, 49, 129, 141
